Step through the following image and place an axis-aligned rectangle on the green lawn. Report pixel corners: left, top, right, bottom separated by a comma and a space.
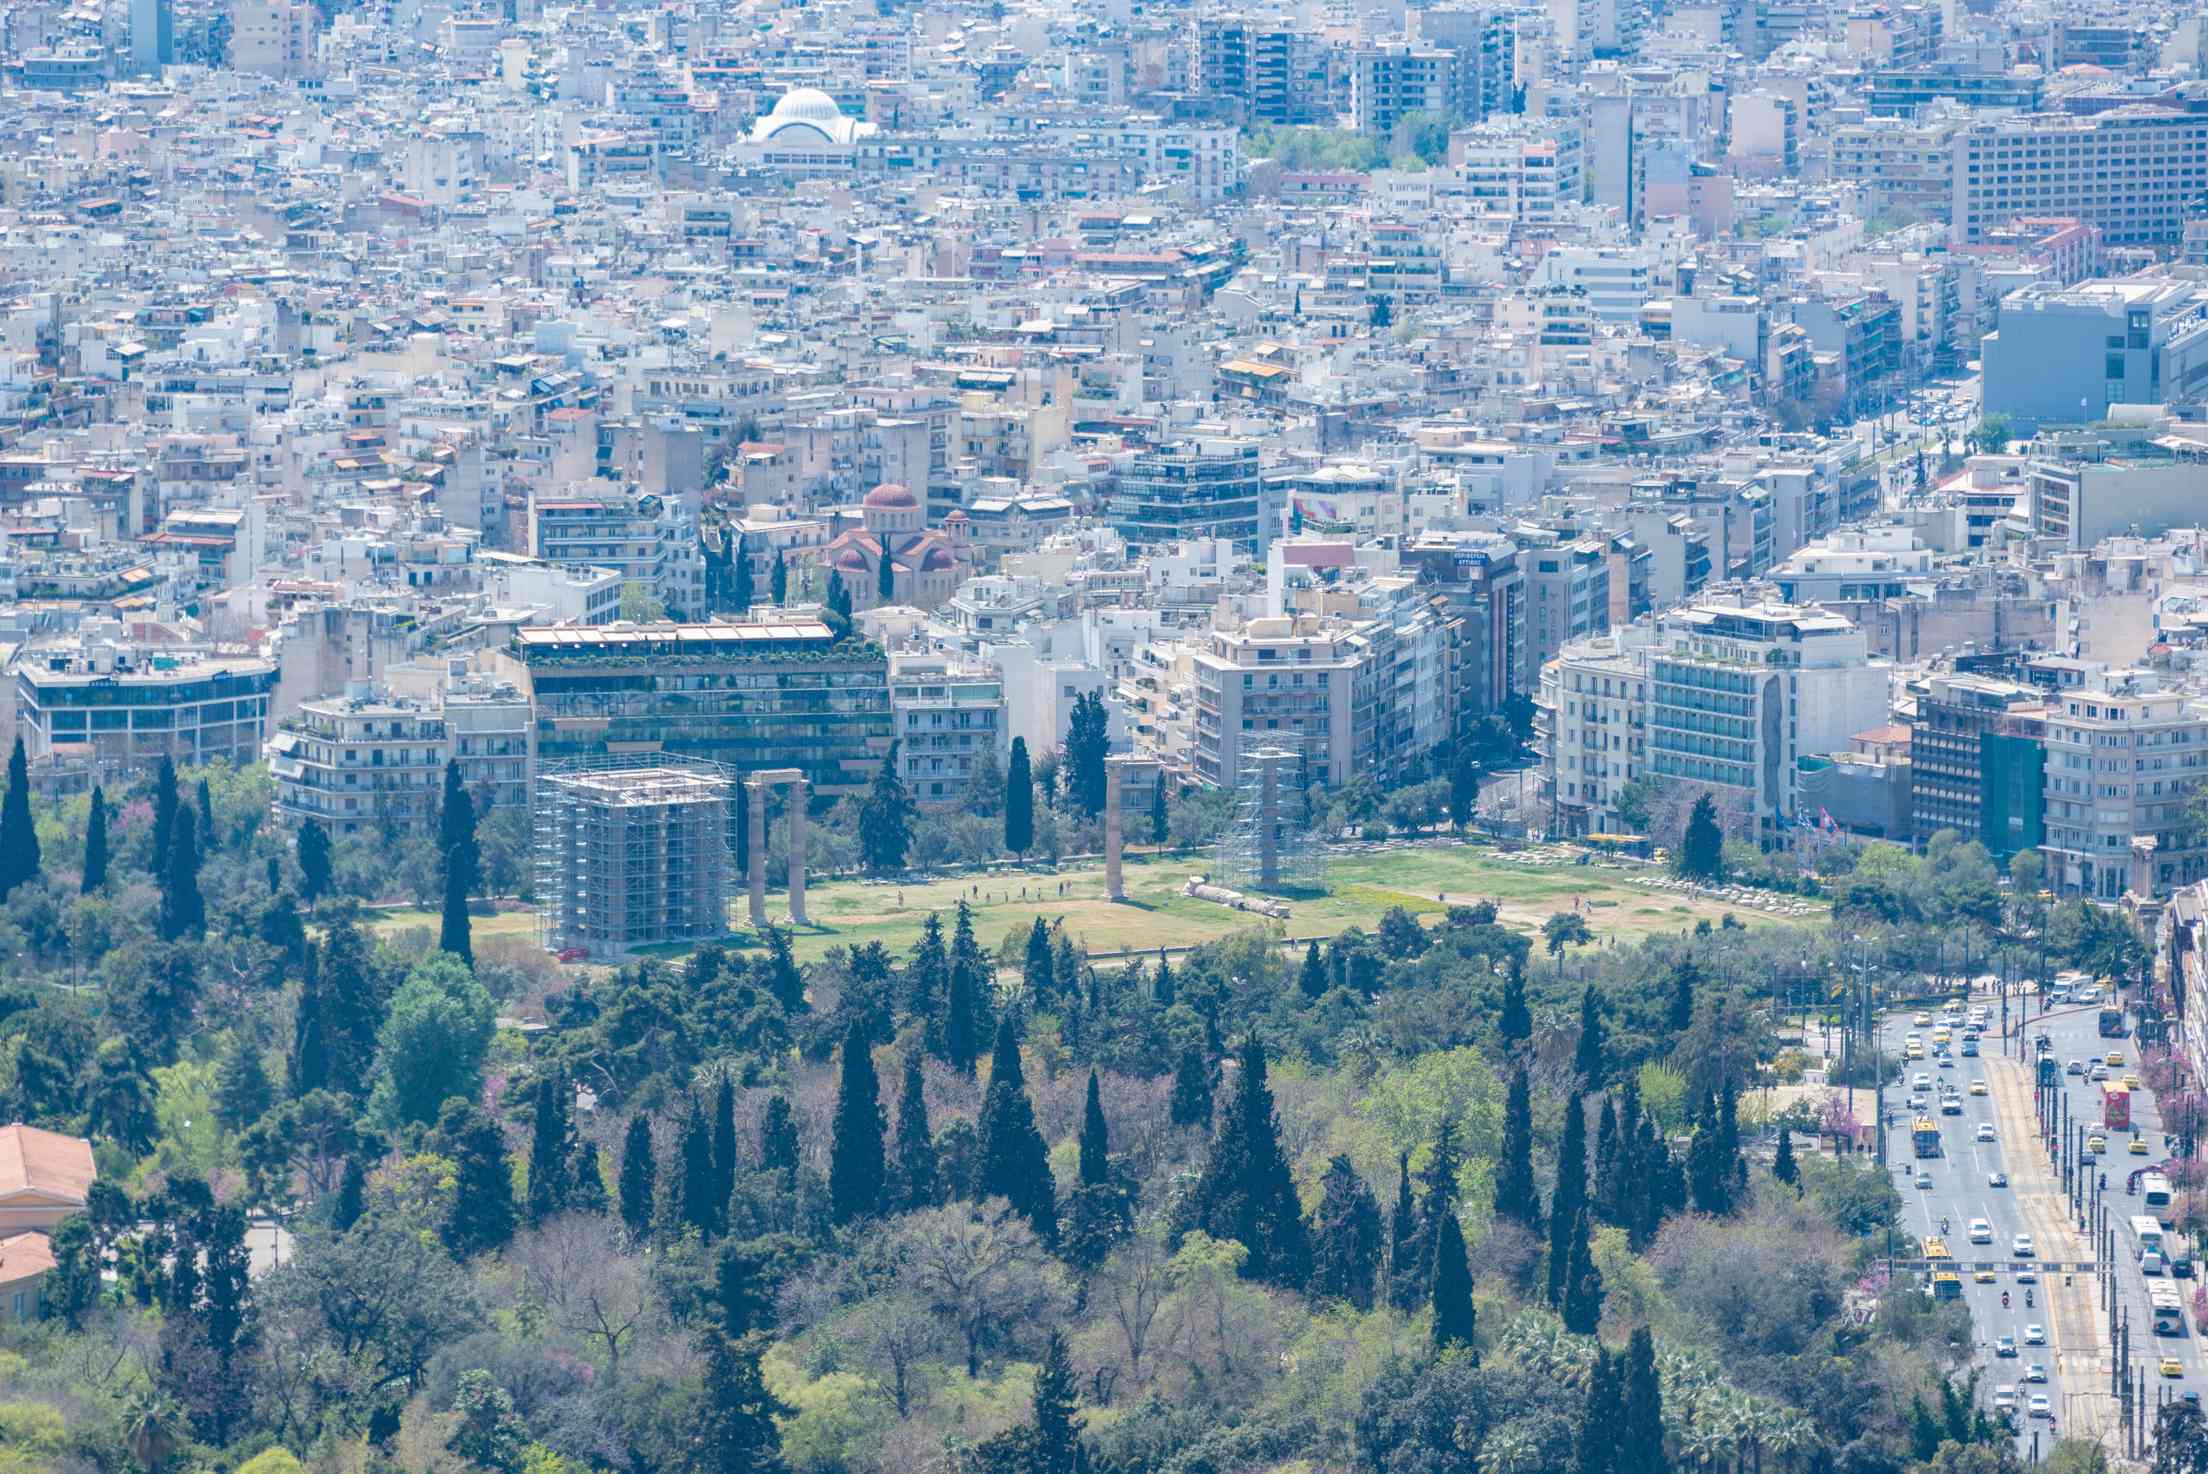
365, 843, 1820, 970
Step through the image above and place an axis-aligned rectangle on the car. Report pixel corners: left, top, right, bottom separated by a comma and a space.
1990, 1171, 2009, 1188
1937, 1054, 1955, 1069
2077, 987, 2100, 1004
2126, 1073, 2141, 1089
2109, 1051, 2127, 1067
1970, 1218, 1995, 1243
2166, 1358, 2187, 1378
1996, 1335, 2018, 1357
2029, 1394, 2053, 1419
2134, 1139, 2152, 1155
2087, 1134, 2107, 1156
2014, 1265, 2038, 1283
2014, 1234, 2037, 1257
1976, 1123, 1997, 1142
2144, 1251, 2165, 1275
1994, 1386, 2017, 1414
2025, 1363, 2048, 1384
2069, 1059, 2088, 1076
1914, 1012, 1933, 1026
1914, 1073, 1932, 1090
1970, 1080, 1989, 1095
1975, 1267, 1998, 1283
1942, 1096, 1964, 1115
2093, 1065, 2111, 1082
1962, 1040, 1980, 1057
554, 947, 589, 964
2024, 1325, 2046, 1346
1916, 1170, 1935, 1188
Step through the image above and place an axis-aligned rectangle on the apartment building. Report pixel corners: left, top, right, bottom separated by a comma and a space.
527, 489, 705, 617
1982, 280, 2208, 427
887, 652, 1005, 807
1453, 119, 1583, 225
1907, 671, 2045, 859
1951, 108, 2208, 250
1110, 438, 1275, 555
515, 621, 890, 796
2040, 669, 2208, 901
268, 680, 531, 836
1537, 624, 1654, 836
17, 648, 278, 776
1195, 17, 1329, 125
1351, 43, 1462, 136
1189, 615, 1378, 790
2024, 435, 2208, 551
230, 0, 316, 77
1830, 114, 1961, 223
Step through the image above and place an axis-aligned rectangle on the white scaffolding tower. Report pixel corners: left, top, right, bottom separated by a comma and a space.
1210, 744, 1327, 896
534, 754, 740, 959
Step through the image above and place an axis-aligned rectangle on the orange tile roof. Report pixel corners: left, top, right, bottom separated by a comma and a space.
0, 1125, 95, 1205
0, 1231, 56, 1287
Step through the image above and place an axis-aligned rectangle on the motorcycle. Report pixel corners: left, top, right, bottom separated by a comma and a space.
2002, 1291, 2011, 1309
2026, 1290, 2034, 1309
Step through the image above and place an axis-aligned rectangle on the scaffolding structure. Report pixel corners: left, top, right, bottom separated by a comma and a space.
535, 754, 739, 959
1210, 744, 1327, 896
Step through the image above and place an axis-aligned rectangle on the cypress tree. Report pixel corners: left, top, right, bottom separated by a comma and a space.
892, 1049, 939, 1210
151, 756, 179, 880
1077, 1070, 1110, 1188
1005, 738, 1035, 855
331, 1155, 366, 1232
731, 536, 755, 612
196, 776, 218, 855
1593, 1095, 1623, 1224
1667, 957, 1699, 1035
569, 1134, 607, 1216
1388, 1152, 1419, 1312
828, 1022, 887, 1225
214, 1032, 273, 1133
945, 945, 983, 1076
712, 1076, 739, 1214
317, 912, 383, 1087
1573, 984, 1606, 1084
1561, 1207, 1604, 1334
438, 759, 479, 893
1494, 1066, 1543, 1236
527, 1068, 577, 1224
1619, 1326, 1666, 1474
1546, 1092, 1587, 1308
1176, 1037, 1310, 1289
435, 1099, 519, 1258
1030, 1330, 1084, 1474
439, 859, 472, 967
1149, 775, 1168, 845
858, 741, 911, 876
734, 781, 749, 879
81, 785, 109, 893
1773, 1124, 1799, 1188
758, 1094, 799, 1181
158, 819, 203, 941
909, 912, 948, 1048
762, 924, 806, 1014
289, 950, 329, 1098
1168, 1042, 1212, 1128
1576, 1350, 1622, 1474
876, 540, 896, 604
1298, 940, 1327, 1000
1430, 1210, 1476, 1353
679, 1093, 719, 1236
1499, 953, 1531, 1044
976, 1021, 1056, 1243
619, 1113, 657, 1238
771, 549, 788, 605
1024, 917, 1054, 1005
1153, 956, 1175, 1009
695, 1328, 789, 1474
1308, 1153, 1382, 1310
296, 818, 331, 906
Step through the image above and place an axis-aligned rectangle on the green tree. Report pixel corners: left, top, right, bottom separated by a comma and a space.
770, 549, 788, 604
712, 1076, 739, 1217
618, 580, 667, 623
158, 818, 204, 941
829, 1021, 887, 1224
1667, 956, 1699, 1035
368, 953, 494, 1127
1176, 1037, 1309, 1289
1499, 954, 1531, 1044
1063, 690, 1110, 818
758, 1094, 799, 1179
195, 775, 218, 855
679, 1093, 719, 1236
1544, 910, 1593, 979
975, 1022, 1056, 1244
527, 1067, 579, 1224
1560, 1208, 1604, 1333
213, 1032, 273, 1134
82, 784, 110, 892
296, 818, 332, 906
1773, 1124, 1799, 1188
1077, 1069, 1111, 1188
447, 1369, 527, 1473
439, 758, 480, 894
1308, 1153, 1381, 1310
944, 903, 987, 1075
151, 755, 179, 881
1430, 1209, 1476, 1352
1577, 1350, 1622, 1474
1299, 939, 1329, 1000
695, 1328, 791, 1473
1573, 985, 1607, 1085
86, 1036, 160, 1155
432, 1098, 519, 1258
1024, 917, 1055, 1005
1618, 1326, 1666, 1474
1005, 738, 1035, 856
619, 1112, 656, 1238
1030, 1328, 1083, 1474
1169, 1042, 1212, 1128
1494, 1065, 1543, 1236
966, 742, 1005, 818
731, 536, 755, 612
0, 738, 43, 898
876, 542, 896, 604
1448, 745, 1482, 831
859, 741, 912, 875
1970, 413, 2013, 454
1677, 794, 1725, 882
439, 859, 473, 968
1546, 1093, 1587, 1307
892, 1048, 939, 1210
1150, 776, 1169, 845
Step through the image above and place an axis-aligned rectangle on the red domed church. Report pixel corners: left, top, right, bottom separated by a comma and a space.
821, 483, 970, 612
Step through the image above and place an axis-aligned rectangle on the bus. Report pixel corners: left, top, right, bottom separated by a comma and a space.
1924, 1237, 1952, 1260
2101, 1007, 2130, 1038
2136, 1216, 2168, 1260
2154, 1283, 2187, 1335
2104, 1084, 2132, 1131
2146, 1173, 2176, 1224
1914, 1117, 1943, 1158
1931, 1270, 1963, 1302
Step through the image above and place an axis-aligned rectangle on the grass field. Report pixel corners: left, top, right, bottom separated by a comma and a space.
366, 843, 1821, 970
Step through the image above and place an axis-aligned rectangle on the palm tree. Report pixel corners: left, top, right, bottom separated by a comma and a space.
1478, 1424, 1544, 1474
1763, 1410, 1819, 1473
125, 1393, 179, 1472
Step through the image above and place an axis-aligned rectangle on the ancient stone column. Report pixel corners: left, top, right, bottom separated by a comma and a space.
1258, 753, 1281, 891
1104, 758, 1126, 901
747, 781, 767, 926
787, 780, 808, 924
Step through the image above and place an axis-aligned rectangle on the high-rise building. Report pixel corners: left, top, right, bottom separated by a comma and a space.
2040, 669, 2208, 901
1110, 438, 1275, 555
129, 0, 172, 73
1351, 42, 1463, 136
1982, 280, 2208, 428
1951, 107, 2208, 250
1907, 672, 2045, 858
229, 0, 317, 77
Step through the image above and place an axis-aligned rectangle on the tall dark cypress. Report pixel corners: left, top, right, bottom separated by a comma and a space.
1494, 1066, 1543, 1236
288, 949, 329, 1099
1176, 1037, 1310, 1290
1592, 1096, 1623, 1226
1573, 985, 1607, 1085
0, 738, 43, 898
1576, 1350, 1622, 1474
1024, 918, 1054, 1006
679, 1093, 719, 1236
1667, 957, 1699, 1035
195, 776, 218, 855
619, 1113, 657, 1238
1430, 1210, 1476, 1353
1169, 1043, 1212, 1128
828, 1022, 887, 1225
1308, 1154, 1382, 1310
439, 860, 472, 967
909, 912, 948, 1051
527, 1068, 577, 1224
1077, 1070, 1110, 1188
1546, 1092, 1587, 1308
1298, 940, 1328, 1000
758, 1095, 799, 1181
150, 756, 178, 880
1005, 738, 1034, 855
81, 785, 109, 893
944, 902, 987, 1075
435, 1099, 518, 1258
296, 818, 331, 906
975, 1021, 1056, 1243
892, 1049, 939, 1210
1618, 1326, 1666, 1474
1387, 1154, 1418, 1313
1498, 953, 1531, 1045
711, 1076, 738, 1214
1773, 1125, 1799, 1188
331, 1156, 366, 1232
1029, 1330, 1084, 1474
158, 819, 203, 941
1561, 1207, 1604, 1334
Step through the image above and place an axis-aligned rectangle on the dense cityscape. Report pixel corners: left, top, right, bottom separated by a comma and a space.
11, 0, 2208, 1471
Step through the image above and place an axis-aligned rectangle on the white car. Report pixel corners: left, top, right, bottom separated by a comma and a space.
1976, 1123, 1997, 1142
1915, 1170, 1935, 1189
1969, 1218, 1995, 1244
1989, 1171, 2009, 1188
2024, 1325, 2046, 1346
1914, 1072, 1932, 1090
2029, 1394, 2052, 1419
2025, 1363, 2048, 1384
2013, 1234, 2036, 1257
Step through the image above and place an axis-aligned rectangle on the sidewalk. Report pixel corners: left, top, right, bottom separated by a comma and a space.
1985, 1054, 2121, 1449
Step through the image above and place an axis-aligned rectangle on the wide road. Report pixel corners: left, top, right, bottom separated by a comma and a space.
1875, 992, 2127, 1460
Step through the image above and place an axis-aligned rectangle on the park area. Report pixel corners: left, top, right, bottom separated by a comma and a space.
370, 841, 1827, 967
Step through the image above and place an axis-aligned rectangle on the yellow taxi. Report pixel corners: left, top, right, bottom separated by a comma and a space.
1974, 1267, 1998, 1283
2125, 1074, 2141, 1089
2164, 1357, 2185, 1378
2132, 1139, 2151, 1155
1909, 1043, 1927, 1059
1970, 1081, 1989, 1096
2108, 1052, 2126, 1067
1932, 1028, 1952, 1047
2087, 1134, 2108, 1155
1915, 1012, 1933, 1027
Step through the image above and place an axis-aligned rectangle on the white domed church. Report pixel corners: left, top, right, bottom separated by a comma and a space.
742, 87, 876, 175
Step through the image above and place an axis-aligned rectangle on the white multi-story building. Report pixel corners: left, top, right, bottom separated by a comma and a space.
267, 678, 532, 836
888, 653, 1006, 807
2040, 669, 2208, 902
1952, 108, 2208, 250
